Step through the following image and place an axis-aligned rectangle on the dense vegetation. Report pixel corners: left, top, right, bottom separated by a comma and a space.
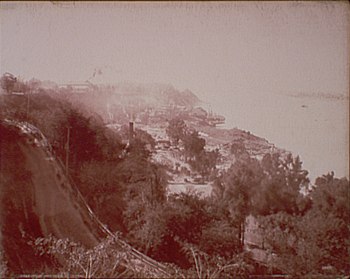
1, 75, 349, 277
166, 118, 219, 180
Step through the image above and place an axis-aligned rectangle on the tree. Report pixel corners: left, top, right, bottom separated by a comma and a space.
188, 149, 220, 180
312, 172, 349, 221
78, 161, 125, 232
258, 174, 349, 276
183, 131, 205, 160
199, 219, 241, 258
230, 138, 249, 159
152, 191, 212, 268
308, 173, 350, 273
0, 73, 17, 94
166, 118, 188, 145
120, 157, 168, 254
212, 153, 310, 250
212, 156, 263, 248
251, 153, 310, 216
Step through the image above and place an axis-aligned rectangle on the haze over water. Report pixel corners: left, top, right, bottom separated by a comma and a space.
1, 2, 349, 182
207, 91, 349, 183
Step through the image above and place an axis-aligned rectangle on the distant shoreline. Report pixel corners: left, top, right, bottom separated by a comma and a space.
285, 92, 349, 101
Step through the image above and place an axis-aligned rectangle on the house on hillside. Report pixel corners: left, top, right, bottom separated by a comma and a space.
59, 81, 95, 93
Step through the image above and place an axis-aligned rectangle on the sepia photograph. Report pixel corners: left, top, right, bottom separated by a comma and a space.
0, 1, 349, 278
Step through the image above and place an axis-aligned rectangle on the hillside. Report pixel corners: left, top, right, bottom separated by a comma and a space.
56, 81, 277, 158
1, 121, 98, 273
0, 76, 302, 277
0, 120, 172, 277
1, 77, 285, 198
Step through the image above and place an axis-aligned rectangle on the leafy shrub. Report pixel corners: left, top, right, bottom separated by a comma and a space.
31, 234, 135, 278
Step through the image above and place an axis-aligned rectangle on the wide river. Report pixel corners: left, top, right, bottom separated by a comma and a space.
206, 92, 349, 183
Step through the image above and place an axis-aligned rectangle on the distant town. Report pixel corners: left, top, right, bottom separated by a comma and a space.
1, 72, 349, 278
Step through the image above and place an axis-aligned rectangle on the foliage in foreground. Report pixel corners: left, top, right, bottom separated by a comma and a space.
259, 173, 350, 276
31, 234, 137, 278
1, 75, 349, 277
31, 234, 254, 279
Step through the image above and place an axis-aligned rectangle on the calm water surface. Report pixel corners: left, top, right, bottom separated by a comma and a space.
208, 92, 349, 183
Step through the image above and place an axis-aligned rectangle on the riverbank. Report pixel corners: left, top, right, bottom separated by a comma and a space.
208, 92, 349, 182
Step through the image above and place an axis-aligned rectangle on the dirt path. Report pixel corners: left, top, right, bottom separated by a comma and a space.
1, 121, 173, 277
18, 141, 99, 248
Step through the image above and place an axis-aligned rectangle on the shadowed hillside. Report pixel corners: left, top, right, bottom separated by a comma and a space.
1, 75, 348, 278
0, 121, 101, 273
0, 121, 172, 277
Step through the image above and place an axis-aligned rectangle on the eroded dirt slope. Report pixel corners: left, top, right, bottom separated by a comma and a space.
0, 122, 172, 277
0, 123, 99, 273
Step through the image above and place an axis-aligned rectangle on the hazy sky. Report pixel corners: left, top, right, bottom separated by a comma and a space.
1, 2, 349, 98
1, 1, 349, 180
